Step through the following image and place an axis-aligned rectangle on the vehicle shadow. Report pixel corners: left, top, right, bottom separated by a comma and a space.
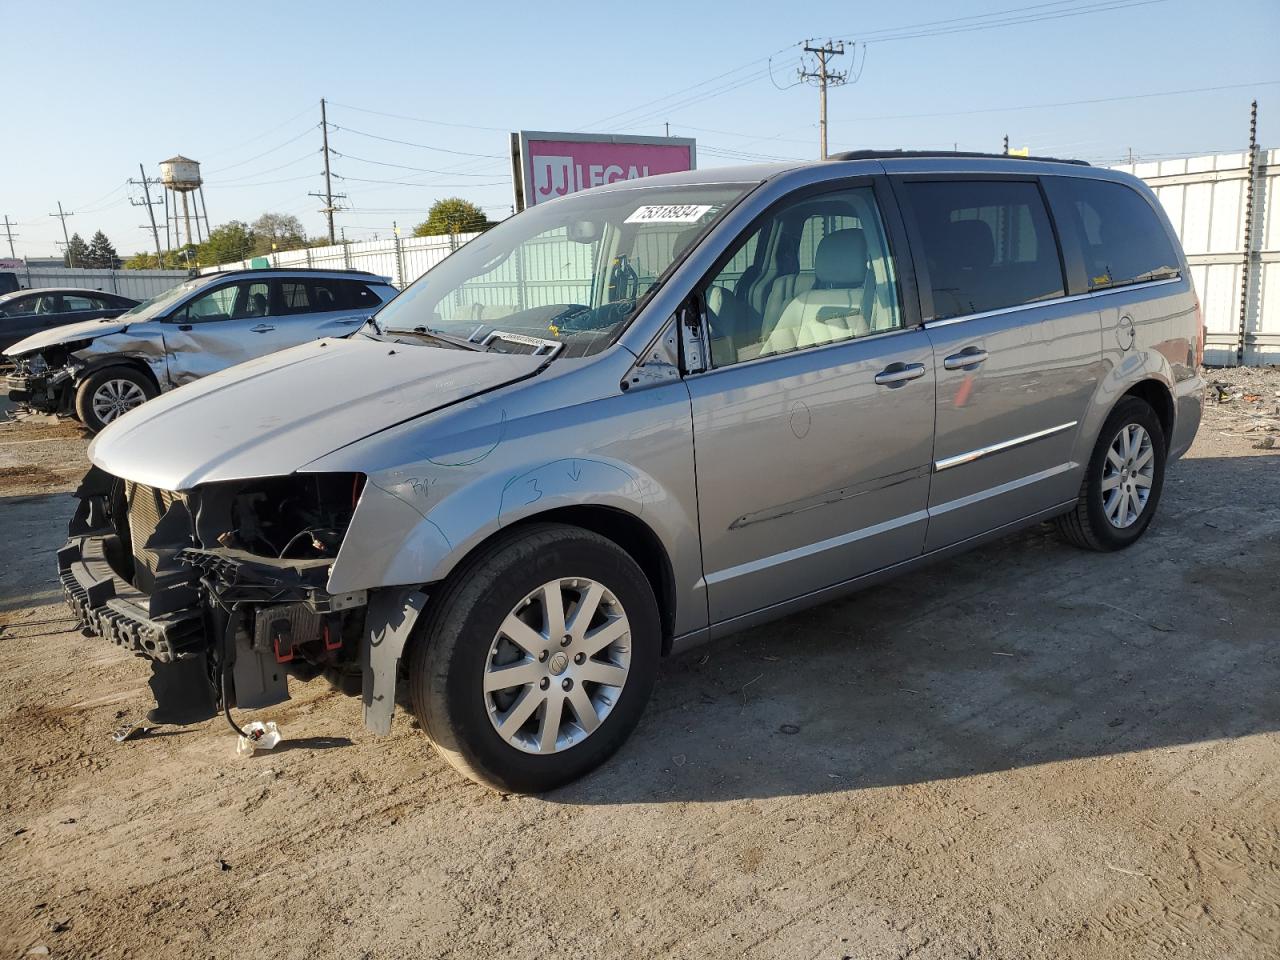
554, 451, 1280, 804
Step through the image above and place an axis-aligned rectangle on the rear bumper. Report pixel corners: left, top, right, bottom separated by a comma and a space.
1169, 373, 1205, 461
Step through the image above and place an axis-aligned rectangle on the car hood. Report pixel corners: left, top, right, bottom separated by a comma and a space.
89, 336, 544, 490
5, 316, 132, 356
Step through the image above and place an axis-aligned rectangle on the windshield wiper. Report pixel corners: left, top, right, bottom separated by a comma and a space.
384, 325, 484, 351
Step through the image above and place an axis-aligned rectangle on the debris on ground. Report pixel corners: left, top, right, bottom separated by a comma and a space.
235, 721, 282, 757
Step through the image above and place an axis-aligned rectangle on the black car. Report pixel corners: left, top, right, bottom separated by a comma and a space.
0, 288, 139, 355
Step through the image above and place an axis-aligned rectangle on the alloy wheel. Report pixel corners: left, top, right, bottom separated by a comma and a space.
1101, 423, 1155, 528
483, 577, 631, 755
91, 379, 146, 424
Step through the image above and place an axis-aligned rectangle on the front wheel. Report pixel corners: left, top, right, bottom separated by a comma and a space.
408, 523, 662, 793
1054, 396, 1167, 551
75, 366, 157, 432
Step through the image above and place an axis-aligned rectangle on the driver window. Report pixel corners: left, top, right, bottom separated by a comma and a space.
175, 284, 240, 323
702, 186, 902, 367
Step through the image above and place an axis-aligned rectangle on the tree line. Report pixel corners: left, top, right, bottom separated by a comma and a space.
102, 199, 499, 270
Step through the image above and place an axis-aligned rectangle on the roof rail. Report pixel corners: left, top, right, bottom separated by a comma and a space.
828, 149, 1090, 166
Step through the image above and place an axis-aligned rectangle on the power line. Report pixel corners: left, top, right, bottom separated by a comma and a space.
329, 124, 504, 159
333, 174, 509, 188
204, 124, 320, 174
832, 79, 1280, 124
198, 103, 316, 159
327, 101, 511, 132
331, 150, 510, 177
848, 0, 1169, 44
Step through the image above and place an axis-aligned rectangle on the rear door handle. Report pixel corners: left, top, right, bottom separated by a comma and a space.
333, 316, 365, 325
874, 362, 927, 387
250, 323, 276, 333
943, 347, 989, 370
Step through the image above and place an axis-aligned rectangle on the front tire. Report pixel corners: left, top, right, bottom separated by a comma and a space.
408, 523, 662, 793
75, 366, 157, 433
1054, 396, 1167, 551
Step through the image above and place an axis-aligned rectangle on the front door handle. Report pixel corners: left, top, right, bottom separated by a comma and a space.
333, 316, 365, 325
250, 323, 276, 333
943, 347, 989, 370
874, 362, 927, 387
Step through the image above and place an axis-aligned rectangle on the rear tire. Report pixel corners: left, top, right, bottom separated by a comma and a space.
408, 523, 661, 793
75, 366, 157, 433
1054, 396, 1167, 551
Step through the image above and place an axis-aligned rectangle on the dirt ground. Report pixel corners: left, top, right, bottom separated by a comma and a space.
1, 374, 1277, 960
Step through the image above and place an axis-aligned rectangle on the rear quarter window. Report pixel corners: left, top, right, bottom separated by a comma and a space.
346, 281, 390, 309
1049, 178, 1181, 290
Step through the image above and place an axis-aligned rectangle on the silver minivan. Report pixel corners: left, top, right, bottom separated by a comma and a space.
61, 153, 1203, 792
5, 268, 397, 431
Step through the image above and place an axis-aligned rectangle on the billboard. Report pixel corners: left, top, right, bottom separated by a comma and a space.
510, 131, 696, 212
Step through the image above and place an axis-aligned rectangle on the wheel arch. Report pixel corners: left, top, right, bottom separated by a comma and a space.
502, 505, 678, 654
1119, 377, 1175, 443
74, 355, 162, 392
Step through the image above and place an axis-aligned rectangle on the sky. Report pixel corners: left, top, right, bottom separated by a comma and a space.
2, 0, 1277, 259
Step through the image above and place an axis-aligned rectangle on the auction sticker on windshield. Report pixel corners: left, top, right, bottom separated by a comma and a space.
625, 204, 714, 224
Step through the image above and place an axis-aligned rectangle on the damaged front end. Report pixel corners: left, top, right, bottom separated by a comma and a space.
5, 346, 82, 415
60, 466, 421, 731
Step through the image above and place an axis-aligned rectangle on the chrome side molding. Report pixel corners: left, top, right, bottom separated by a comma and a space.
935, 421, 1079, 472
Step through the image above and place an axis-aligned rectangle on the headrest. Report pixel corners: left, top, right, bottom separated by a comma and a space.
946, 219, 995, 271
815, 228, 867, 287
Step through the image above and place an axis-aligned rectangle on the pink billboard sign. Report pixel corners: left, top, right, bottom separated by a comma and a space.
512, 131, 696, 211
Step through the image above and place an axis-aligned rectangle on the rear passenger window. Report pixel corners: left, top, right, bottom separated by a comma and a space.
1051, 178, 1181, 290
902, 180, 1064, 320
309, 281, 344, 312
342, 281, 384, 310
278, 281, 311, 314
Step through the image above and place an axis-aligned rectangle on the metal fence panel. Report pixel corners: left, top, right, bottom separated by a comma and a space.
17, 267, 190, 300
1115, 148, 1278, 365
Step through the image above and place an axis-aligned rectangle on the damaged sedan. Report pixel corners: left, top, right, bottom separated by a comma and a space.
5, 268, 396, 431
61, 155, 1203, 793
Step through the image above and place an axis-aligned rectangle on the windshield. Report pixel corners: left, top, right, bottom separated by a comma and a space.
118, 276, 214, 321
371, 182, 754, 358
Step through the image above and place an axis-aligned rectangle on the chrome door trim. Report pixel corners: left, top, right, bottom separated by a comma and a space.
928, 461, 1078, 515
934, 420, 1079, 472
702, 508, 928, 588
922, 276, 1181, 329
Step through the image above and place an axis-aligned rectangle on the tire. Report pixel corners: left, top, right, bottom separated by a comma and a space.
408, 523, 662, 793
75, 366, 157, 433
1054, 396, 1167, 551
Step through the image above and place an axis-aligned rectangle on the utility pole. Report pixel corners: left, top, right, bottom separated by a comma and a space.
798, 41, 847, 160
49, 201, 74, 265
1002, 134, 1009, 155
1, 215, 17, 258
130, 164, 165, 264
664, 121, 670, 138
309, 98, 345, 244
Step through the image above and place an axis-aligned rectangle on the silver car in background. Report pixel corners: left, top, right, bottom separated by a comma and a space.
4, 268, 397, 431
60, 153, 1203, 792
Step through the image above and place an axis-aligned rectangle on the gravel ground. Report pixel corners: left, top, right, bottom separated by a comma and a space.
0, 374, 1277, 960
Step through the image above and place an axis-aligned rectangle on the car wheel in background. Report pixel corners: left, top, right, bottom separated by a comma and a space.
75, 366, 158, 433
408, 523, 662, 793
1054, 396, 1167, 551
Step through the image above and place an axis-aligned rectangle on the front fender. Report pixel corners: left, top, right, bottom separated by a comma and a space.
325, 454, 661, 595
71, 329, 168, 390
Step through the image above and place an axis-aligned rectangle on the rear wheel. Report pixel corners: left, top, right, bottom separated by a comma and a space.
408, 523, 661, 793
1054, 396, 1167, 551
75, 366, 157, 432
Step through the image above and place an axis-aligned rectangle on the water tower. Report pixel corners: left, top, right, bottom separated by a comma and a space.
159, 155, 211, 250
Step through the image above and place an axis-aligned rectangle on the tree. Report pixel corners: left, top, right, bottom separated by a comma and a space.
84, 231, 120, 269
199, 220, 255, 266
250, 212, 306, 256
64, 233, 89, 268
412, 198, 493, 238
